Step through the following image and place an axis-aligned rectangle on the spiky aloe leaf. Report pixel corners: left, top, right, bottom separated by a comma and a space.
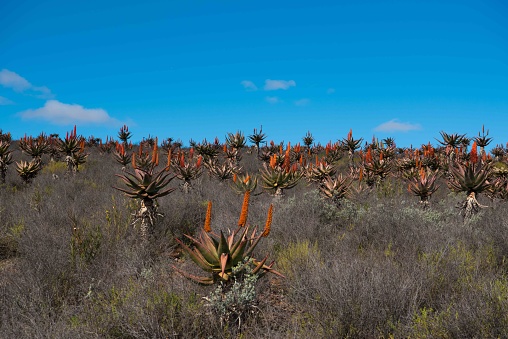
175, 238, 214, 272
171, 266, 214, 285
216, 231, 231, 258
183, 233, 219, 265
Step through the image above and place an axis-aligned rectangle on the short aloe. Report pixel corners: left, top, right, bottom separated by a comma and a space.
173, 201, 282, 285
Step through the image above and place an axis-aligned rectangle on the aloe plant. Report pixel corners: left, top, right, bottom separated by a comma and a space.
173, 201, 282, 285
171, 150, 203, 193
474, 125, 493, 157
114, 167, 176, 240
231, 173, 257, 195
0, 141, 13, 184
342, 129, 363, 169
16, 159, 42, 184
260, 166, 301, 197
113, 142, 132, 169
117, 125, 132, 146
248, 126, 266, 155
447, 151, 492, 219
319, 174, 353, 206
408, 168, 440, 209
305, 160, 337, 183
18, 134, 50, 161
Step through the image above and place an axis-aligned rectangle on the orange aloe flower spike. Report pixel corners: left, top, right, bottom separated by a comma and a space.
470, 141, 478, 164
237, 191, 250, 227
261, 204, 273, 237
204, 201, 212, 232
131, 153, 137, 169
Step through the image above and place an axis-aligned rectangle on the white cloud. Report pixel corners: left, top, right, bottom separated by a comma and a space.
0, 69, 54, 99
19, 100, 119, 125
0, 69, 31, 92
264, 79, 296, 91
0, 96, 14, 105
265, 96, 280, 104
295, 98, 310, 106
374, 119, 422, 132
240, 80, 258, 91
326, 88, 335, 94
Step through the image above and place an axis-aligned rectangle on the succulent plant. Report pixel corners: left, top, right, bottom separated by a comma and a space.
16, 159, 42, 184
361, 148, 391, 185
0, 130, 12, 143
98, 137, 115, 154
225, 131, 246, 150
114, 167, 175, 201
474, 125, 492, 156
56, 126, 89, 174
171, 151, 203, 193
260, 166, 301, 197
302, 131, 314, 149
319, 174, 353, 206
447, 154, 492, 219
407, 168, 440, 209
248, 126, 266, 155
173, 201, 282, 285
231, 173, 257, 195
490, 145, 505, 161
0, 141, 14, 184
113, 142, 132, 169
305, 160, 337, 183
207, 159, 239, 182
437, 131, 466, 149
194, 139, 220, 160
18, 134, 50, 161
117, 125, 132, 145
342, 129, 363, 169
114, 167, 176, 239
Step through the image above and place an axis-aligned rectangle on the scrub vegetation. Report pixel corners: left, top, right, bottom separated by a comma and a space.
1, 126, 508, 338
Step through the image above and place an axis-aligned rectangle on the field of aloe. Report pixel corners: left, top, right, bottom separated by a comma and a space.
1, 125, 508, 338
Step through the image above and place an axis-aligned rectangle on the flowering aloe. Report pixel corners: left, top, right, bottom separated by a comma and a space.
57, 126, 88, 174
342, 129, 363, 169
113, 142, 132, 169
173, 201, 282, 285
171, 150, 203, 193
408, 168, 440, 209
447, 145, 492, 219
19, 134, 50, 161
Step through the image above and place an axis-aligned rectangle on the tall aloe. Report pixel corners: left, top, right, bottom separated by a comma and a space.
0, 141, 13, 184
248, 126, 266, 155
447, 142, 492, 219
114, 165, 176, 241
342, 129, 363, 169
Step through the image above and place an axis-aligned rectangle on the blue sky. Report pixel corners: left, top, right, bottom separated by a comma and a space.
1, 0, 507, 148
